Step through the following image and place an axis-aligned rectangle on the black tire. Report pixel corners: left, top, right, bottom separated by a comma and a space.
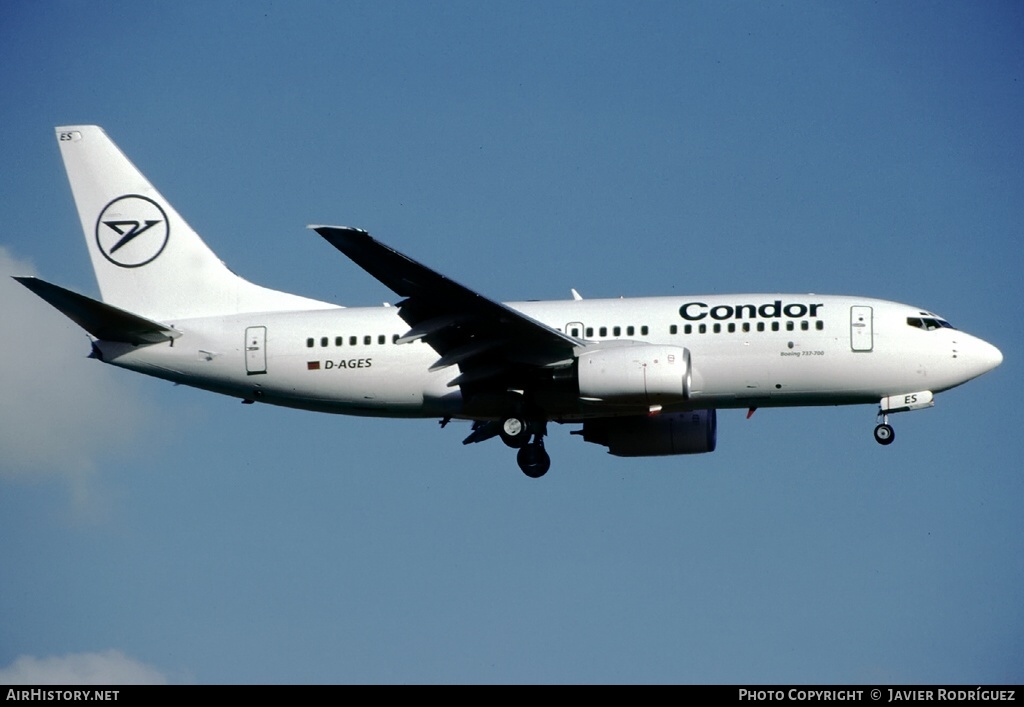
874, 423, 895, 446
517, 443, 551, 478
500, 417, 530, 448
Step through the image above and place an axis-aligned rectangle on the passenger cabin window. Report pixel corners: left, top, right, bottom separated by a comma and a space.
302, 314, 829, 354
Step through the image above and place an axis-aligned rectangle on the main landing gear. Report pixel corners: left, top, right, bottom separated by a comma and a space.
499, 416, 530, 448
500, 416, 550, 478
517, 438, 551, 478
460, 415, 552, 478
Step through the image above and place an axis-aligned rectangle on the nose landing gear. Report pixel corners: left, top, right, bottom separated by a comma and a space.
873, 418, 895, 445
873, 391, 934, 446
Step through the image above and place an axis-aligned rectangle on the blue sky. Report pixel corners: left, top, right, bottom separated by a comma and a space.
1, 0, 1021, 685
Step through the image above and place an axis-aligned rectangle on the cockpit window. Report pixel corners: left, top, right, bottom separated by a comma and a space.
907, 317, 955, 331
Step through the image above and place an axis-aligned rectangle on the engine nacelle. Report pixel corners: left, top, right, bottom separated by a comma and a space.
577, 345, 691, 406
575, 410, 717, 457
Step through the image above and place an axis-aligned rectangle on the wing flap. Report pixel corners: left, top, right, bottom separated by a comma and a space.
395, 314, 472, 344
428, 338, 509, 372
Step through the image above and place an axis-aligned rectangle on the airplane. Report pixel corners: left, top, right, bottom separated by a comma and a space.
16, 125, 1003, 478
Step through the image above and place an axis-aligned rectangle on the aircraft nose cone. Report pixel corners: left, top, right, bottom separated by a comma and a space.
982, 340, 1003, 372
967, 337, 1002, 377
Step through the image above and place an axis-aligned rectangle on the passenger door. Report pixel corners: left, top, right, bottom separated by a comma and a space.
245, 326, 267, 374
850, 306, 873, 352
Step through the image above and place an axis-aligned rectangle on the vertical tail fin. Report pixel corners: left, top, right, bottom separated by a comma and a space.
56, 126, 335, 320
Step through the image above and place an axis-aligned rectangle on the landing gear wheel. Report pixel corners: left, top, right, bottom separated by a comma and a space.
874, 423, 895, 445
500, 417, 530, 448
517, 442, 551, 478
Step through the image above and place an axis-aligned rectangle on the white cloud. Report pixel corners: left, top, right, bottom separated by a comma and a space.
0, 650, 169, 685
0, 247, 157, 493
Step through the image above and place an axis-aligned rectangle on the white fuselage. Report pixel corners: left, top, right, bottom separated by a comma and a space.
96, 293, 1002, 421
38, 125, 1003, 473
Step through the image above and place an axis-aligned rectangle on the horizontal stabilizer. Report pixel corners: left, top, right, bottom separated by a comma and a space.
14, 276, 180, 345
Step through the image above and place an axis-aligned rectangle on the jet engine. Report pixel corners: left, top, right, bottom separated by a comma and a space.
576, 345, 691, 406
574, 409, 717, 457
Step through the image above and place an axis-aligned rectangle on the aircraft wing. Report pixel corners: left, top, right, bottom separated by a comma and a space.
312, 226, 581, 389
